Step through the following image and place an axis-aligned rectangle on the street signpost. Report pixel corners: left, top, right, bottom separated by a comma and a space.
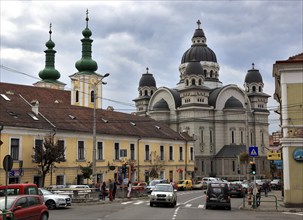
3, 155, 13, 210
248, 146, 258, 208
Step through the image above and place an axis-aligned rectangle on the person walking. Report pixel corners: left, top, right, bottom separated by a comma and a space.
108, 179, 114, 202
101, 181, 106, 200
113, 180, 117, 200
127, 180, 132, 199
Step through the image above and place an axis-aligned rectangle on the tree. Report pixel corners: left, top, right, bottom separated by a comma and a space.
32, 136, 66, 187
149, 151, 164, 179
79, 162, 93, 184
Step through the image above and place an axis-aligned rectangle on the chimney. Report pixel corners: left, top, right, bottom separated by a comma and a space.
31, 100, 39, 115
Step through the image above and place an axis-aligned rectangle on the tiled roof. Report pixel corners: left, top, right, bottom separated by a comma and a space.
275, 52, 303, 64
0, 82, 190, 141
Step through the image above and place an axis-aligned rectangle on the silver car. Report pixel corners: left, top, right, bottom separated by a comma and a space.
150, 183, 177, 207
39, 188, 71, 210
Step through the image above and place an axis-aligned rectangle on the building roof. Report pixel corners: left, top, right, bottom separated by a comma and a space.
275, 52, 303, 64
215, 145, 246, 158
0, 82, 190, 141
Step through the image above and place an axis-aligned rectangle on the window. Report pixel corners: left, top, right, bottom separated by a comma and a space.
28, 196, 39, 207
130, 144, 135, 160
210, 129, 213, 144
114, 143, 120, 160
190, 147, 194, 160
250, 132, 253, 145
145, 145, 150, 160
261, 131, 264, 145
160, 145, 164, 161
16, 197, 28, 208
200, 128, 204, 144
179, 146, 183, 161
56, 175, 64, 185
97, 142, 103, 160
120, 149, 127, 157
11, 138, 20, 160
76, 90, 79, 102
232, 161, 235, 172
57, 140, 65, 160
169, 146, 173, 161
231, 130, 235, 144
77, 141, 85, 160
201, 160, 204, 172
240, 130, 244, 144
91, 90, 95, 103
34, 139, 43, 162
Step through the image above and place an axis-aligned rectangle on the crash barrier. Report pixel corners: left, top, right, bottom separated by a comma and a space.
243, 194, 278, 210
0, 210, 14, 220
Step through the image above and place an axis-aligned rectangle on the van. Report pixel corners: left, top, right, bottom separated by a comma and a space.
204, 182, 231, 210
0, 183, 39, 196
177, 179, 192, 190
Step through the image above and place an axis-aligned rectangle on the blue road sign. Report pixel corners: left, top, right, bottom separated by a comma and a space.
249, 146, 258, 157
9, 170, 15, 176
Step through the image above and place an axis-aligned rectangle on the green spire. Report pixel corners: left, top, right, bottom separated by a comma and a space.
39, 23, 61, 81
75, 10, 98, 74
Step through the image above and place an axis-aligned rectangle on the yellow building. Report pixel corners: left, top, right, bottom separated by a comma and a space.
0, 14, 194, 187
273, 53, 303, 207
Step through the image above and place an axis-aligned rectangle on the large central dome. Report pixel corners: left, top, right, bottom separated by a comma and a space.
181, 20, 217, 63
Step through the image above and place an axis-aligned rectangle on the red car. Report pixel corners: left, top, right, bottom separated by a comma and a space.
0, 195, 49, 220
131, 182, 147, 192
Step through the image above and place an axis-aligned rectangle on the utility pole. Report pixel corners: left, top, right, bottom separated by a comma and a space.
92, 73, 109, 187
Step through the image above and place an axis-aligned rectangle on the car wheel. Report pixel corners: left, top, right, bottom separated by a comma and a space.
40, 213, 48, 220
46, 200, 56, 210
205, 205, 209, 209
150, 202, 153, 207
226, 206, 231, 210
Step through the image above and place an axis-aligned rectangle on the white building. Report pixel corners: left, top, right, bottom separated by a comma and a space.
134, 20, 271, 180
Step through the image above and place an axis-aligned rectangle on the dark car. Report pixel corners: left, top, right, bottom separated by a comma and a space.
0, 194, 49, 220
205, 182, 231, 210
228, 183, 245, 198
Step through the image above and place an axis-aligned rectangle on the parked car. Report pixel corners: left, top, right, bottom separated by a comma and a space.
270, 179, 282, 190
228, 183, 245, 198
205, 182, 231, 210
177, 179, 192, 191
39, 188, 71, 210
150, 184, 177, 207
146, 179, 168, 193
192, 180, 207, 190
0, 183, 39, 197
131, 182, 147, 192
0, 195, 49, 220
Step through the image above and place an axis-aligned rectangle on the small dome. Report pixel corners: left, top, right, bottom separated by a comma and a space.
245, 64, 263, 83
82, 27, 92, 38
39, 67, 60, 80
139, 68, 156, 87
45, 39, 55, 49
185, 60, 204, 76
224, 96, 243, 109
152, 98, 169, 110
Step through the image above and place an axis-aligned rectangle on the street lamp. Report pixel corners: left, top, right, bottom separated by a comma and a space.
92, 73, 109, 187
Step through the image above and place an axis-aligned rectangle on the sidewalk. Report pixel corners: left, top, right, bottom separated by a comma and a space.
241, 190, 303, 212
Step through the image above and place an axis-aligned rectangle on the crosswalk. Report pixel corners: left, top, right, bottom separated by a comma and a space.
121, 200, 205, 209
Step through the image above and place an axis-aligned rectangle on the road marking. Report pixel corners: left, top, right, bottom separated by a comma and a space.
185, 204, 192, 207
184, 195, 205, 204
198, 204, 204, 209
121, 201, 133, 205
133, 201, 144, 205
172, 207, 180, 220
283, 212, 303, 216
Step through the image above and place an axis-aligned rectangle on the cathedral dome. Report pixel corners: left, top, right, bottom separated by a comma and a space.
181, 20, 217, 64
245, 63, 263, 83
184, 60, 204, 75
139, 68, 156, 87
224, 96, 243, 109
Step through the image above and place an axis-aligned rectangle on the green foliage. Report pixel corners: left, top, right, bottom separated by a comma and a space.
79, 162, 93, 179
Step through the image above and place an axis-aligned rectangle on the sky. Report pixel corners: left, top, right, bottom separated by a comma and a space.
1, 0, 302, 134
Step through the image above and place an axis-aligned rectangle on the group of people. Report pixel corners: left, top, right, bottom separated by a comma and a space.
97, 179, 132, 202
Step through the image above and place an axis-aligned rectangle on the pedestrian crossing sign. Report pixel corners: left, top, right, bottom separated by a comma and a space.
249, 146, 258, 157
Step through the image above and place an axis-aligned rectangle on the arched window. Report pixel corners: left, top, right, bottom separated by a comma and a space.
198, 79, 202, 85
204, 70, 207, 77
259, 86, 262, 92
210, 70, 213, 78
91, 90, 95, 103
75, 90, 79, 102
191, 79, 196, 85
231, 130, 235, 144
252, 86, 256, 92
186, 79, 189, 86
144, 90, 148, 96
151, 90, 153, 96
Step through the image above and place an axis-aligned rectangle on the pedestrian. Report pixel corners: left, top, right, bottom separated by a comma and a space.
127, 180, 132, 199
101, 181, 106, 200
108, 179, 114, 202
262, 181, 269, 197
113, 180, 117, 200
256, 185, 261, 207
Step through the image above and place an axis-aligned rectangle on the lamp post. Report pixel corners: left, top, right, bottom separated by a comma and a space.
92, 73, 109, 187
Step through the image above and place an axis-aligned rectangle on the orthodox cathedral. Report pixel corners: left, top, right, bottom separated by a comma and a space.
134, 20, 271, 179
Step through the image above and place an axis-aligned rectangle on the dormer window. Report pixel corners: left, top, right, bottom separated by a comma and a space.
91, 90, 95, 102
191, 79, 196, 86
75, 90, 79, 102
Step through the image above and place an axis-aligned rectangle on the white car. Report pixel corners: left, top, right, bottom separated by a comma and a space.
39, 188, 71, 210
150, 183, 177, 207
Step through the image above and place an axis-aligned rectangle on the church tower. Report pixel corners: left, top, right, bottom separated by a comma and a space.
34, 23, 66, 89
70, 11, 109, 109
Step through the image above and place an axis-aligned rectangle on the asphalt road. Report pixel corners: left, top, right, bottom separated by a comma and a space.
49, 190, 303, 220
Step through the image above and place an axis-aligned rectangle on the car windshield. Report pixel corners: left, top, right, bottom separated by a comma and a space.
154, 185, 172, 192
149, 181, 159, 186
39, 188, 53, 195
0, 197, 16, 210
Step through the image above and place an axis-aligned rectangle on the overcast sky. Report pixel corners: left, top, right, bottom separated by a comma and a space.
1, 0, 302, 133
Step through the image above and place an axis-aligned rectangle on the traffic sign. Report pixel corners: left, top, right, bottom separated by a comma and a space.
3, 155, 13, 171
9, 170, 15, 176
249, 146, 258, 157
267, 152, 281, 160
